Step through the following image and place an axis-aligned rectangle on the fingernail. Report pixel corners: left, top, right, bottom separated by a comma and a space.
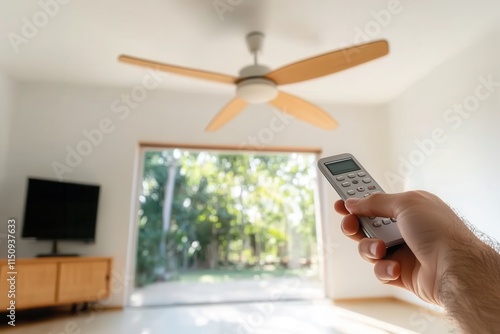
369, 243, 378, 257
386, 263, 396, 277
340, 222, 346, 234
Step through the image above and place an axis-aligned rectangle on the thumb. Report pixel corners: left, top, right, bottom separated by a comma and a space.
345, 193, 401, 218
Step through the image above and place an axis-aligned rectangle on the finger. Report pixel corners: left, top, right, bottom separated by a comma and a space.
341, 214, 365, 242
377, 245, 415, 289
358, 239, 386, 263
334, 200, 350, 215
384, 276, 406, 289
344, 193, 403, 219
373, 260, 400, 283
386, 245, 416, 289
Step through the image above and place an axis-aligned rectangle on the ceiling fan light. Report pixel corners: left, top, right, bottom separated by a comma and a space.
236, 78, 278, 104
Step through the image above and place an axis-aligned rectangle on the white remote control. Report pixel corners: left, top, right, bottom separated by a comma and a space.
318, 153, 404, 248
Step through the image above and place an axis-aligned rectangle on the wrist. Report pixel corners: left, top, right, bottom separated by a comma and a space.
438, 233, 500, 332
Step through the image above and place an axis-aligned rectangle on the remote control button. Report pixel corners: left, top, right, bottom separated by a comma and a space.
391, 218, 397, 223
336, 176, 345, 181
357, 186, 365, 192
341, 182, 350, 187
347, 190, 355, 196
367, 185, 376, 190
373, 221, 382, 227
352, 180, 359, 184
364, 194, 370, 198
368, 216, 375, 220
382, 219, 391, 225
362, 178, 371, 184
357, 172, 366, 177
347, 173, 355, 179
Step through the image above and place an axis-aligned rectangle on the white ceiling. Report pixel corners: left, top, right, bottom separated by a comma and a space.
1, 0, 500, 104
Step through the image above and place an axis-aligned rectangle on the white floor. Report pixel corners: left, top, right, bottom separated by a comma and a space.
2, 300, 455, 334
129, 277, 323, 306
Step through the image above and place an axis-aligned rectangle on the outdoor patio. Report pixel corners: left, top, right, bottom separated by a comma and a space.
129, 275, 324, 306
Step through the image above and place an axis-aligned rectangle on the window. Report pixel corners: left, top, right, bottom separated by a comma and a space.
130, 147, 323, 306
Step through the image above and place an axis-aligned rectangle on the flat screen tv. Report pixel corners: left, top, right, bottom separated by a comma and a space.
22, 178, 100, 256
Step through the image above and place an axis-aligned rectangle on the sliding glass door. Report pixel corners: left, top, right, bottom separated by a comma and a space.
129, 148, 323, 306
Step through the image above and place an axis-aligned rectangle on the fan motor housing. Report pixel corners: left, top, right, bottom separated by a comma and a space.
239, 64, 271, 79
237, 78, 278, 104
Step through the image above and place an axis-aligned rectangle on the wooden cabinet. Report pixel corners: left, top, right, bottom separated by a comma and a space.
0, 263, 58, 309
0, 257, 112, 310
58, 260, 110, 303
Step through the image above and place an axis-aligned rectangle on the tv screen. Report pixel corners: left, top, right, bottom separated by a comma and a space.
22, 178, 100, 242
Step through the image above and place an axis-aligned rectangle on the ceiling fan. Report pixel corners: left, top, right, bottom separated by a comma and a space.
118, 32, 389, 131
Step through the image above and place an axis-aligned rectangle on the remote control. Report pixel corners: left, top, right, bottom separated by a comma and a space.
318, 153, 404, 248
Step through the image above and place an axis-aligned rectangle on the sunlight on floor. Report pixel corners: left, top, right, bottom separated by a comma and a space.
199, 275, 217, 283
1, 300, 425, 334
129, 277, 324, 306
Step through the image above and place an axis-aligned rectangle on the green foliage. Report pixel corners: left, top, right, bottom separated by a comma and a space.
135, 150, 318, 287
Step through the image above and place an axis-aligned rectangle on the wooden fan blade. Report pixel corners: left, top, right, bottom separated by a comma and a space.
269, 91, 338, 130
118, 55, 237, 85
265, 40, 389, 85
205, 97, 248, 132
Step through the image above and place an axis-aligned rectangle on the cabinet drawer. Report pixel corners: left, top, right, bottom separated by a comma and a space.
57, 261, 110, 303
0, 263, 57, 309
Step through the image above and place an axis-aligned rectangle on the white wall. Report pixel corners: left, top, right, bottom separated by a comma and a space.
5, 24, 499, 308
0, 80, 396, 306
0, 73, 13, 198
387, 26, 500, 304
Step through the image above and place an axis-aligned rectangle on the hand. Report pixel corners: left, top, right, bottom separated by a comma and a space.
334, 190, 475, 306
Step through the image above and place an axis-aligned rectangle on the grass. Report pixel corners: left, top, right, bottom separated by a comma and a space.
175, 267, 318, 283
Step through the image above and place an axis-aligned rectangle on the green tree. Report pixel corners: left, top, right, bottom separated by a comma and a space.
135, 150, 318, 287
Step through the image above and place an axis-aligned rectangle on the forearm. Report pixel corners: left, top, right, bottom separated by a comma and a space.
439, 236, 500, 333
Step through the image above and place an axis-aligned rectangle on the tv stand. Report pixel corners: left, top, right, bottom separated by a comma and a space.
36, 240, 80, 257
0, 257, 112, 310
